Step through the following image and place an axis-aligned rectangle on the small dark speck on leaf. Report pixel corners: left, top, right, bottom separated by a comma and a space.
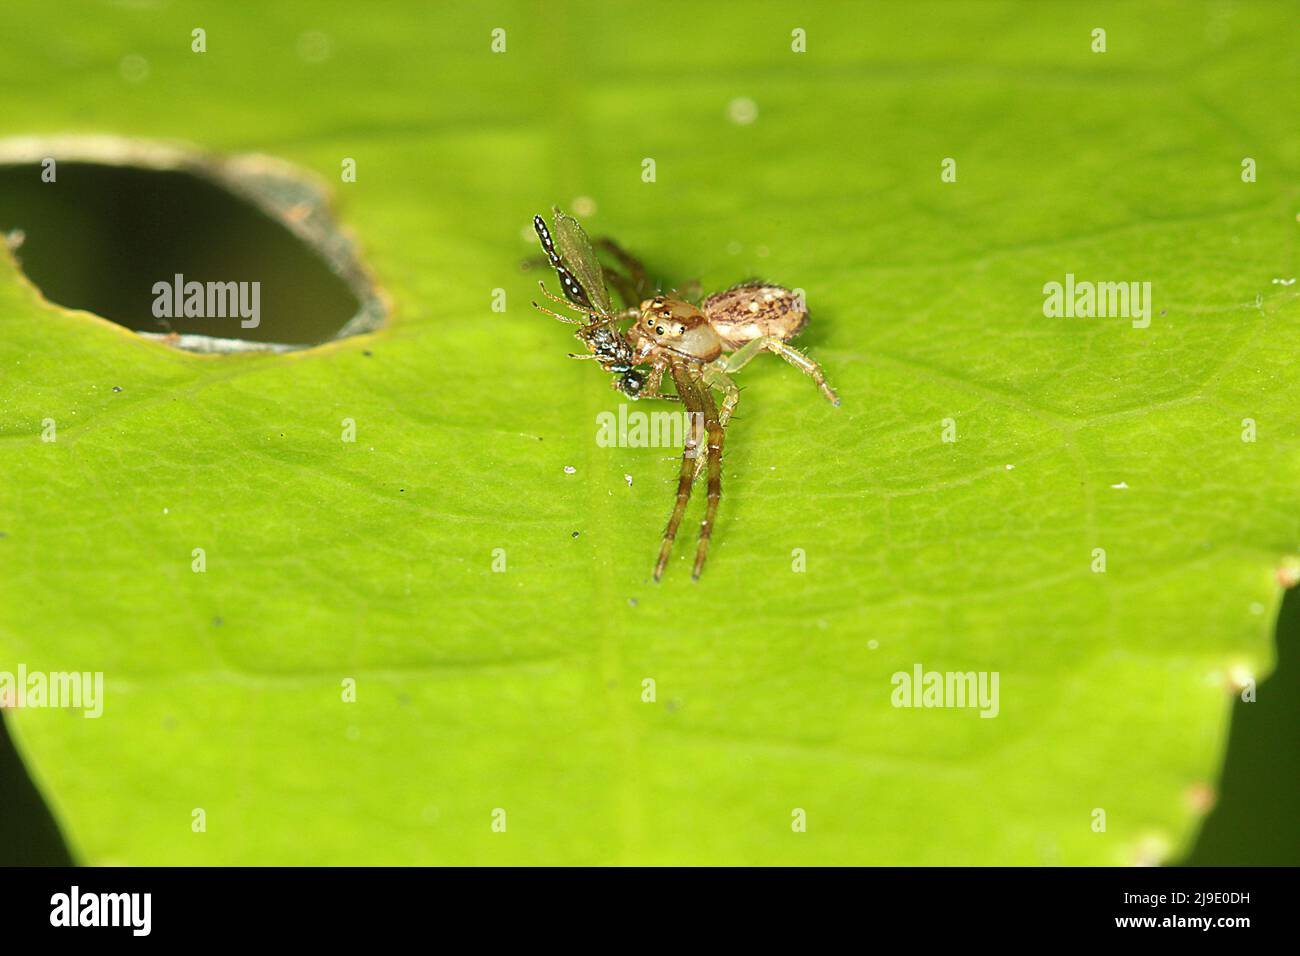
572, 531, 580, 538
111, 386, 122, 393
363, 350, 373, 357
628, 597, 637, 607
213, 616, 223, 627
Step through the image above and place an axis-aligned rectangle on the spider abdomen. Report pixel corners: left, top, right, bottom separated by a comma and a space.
702, 283, 807, 350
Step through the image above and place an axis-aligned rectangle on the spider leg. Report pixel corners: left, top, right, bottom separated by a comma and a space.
691, 368, 725, 581
602, 265, 639, 311
724, 336, 840, 406
767, 339, 840, 406
640, 360, 671, 399
629, 363, 681, 401
654, 360, 707, 581
597, 237, 656, 300
695, 364, 740, 483
721, 336, 767, 371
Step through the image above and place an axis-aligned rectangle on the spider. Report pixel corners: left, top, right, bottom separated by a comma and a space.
530, 208, 839, 581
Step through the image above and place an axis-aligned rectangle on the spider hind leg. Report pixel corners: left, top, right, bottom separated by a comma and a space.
597, 237, 656, 302
726, 336, 840, 407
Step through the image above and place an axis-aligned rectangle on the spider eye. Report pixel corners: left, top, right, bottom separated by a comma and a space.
655, 326, 664, 335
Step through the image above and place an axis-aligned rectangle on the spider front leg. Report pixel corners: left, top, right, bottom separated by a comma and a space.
725, 336, 840, 406
654, 361, 725, 581
677, 278, 704, 305
691, 377, 725, 581
655, 361, 708, 581
621, 369, 682, 401
602, 265, 638, 310
638, 359, 671, 399
693, 363, 740, 483
597, 237, 656, 302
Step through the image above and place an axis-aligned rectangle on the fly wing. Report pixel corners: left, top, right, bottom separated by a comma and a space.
533, 213, 599, 313
550, 207, 613, 315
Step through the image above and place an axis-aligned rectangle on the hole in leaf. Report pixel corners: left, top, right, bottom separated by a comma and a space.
0, 136, 385, 352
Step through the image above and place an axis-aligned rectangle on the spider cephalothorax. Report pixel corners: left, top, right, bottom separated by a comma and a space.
629, 295, 724, 363
530, 208, 839, 580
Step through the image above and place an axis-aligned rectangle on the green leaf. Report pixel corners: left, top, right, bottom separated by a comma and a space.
1, 1, 1297, 865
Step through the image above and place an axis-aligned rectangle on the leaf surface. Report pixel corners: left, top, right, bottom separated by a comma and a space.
0, 0, 1297, 864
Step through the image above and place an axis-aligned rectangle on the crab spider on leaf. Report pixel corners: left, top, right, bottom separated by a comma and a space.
530, 208, 839, 581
